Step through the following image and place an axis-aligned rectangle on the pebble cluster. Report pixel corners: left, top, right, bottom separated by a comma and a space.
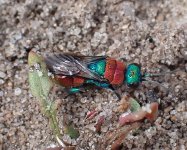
0, 0, 187, 150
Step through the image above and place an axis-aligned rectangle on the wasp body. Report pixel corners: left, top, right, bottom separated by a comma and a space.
45, 54, 142, 96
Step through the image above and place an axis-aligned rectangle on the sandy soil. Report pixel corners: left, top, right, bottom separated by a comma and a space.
0, 0, 187, 150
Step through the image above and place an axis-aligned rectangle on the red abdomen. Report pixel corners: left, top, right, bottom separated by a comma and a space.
104, 58, 125, 85
55, 75, 85, 87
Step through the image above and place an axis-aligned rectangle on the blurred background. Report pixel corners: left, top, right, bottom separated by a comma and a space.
0, 0, 186, 149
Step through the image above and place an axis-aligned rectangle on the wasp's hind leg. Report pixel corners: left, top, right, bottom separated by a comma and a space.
68, 87, 83, 94
64, 87, 85, 98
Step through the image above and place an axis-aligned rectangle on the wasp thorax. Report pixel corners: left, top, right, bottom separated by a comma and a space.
125, 63, 141, 88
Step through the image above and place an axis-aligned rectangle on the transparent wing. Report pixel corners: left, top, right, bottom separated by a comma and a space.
45, 53, 107, 82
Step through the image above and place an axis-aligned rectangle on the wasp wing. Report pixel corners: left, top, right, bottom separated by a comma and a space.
45, 53, 107, 82
72, 55, 107, 64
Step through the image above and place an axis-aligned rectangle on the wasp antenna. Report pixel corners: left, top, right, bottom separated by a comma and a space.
142, 78, 169, 93
143, 73, 163, 78
143, 68, 180, 78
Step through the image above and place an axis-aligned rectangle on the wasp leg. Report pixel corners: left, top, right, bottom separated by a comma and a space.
65, 87, 84, 94
64, 87, 85, 99
68, 87, 82, 94
108, 85, 121, 100
86, 79, 121, 100
86, 79, 110, 88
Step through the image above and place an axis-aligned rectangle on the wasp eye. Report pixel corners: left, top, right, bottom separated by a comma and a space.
131, 71, 135, 77
129, 71, 135, 78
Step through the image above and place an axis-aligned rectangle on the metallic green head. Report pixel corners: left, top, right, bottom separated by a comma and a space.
125, 63, 142, 87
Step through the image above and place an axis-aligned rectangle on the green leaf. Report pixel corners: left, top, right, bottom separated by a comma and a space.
130, 98, 141, 112
28, 51, 53, 100
64, 125, 80, 139
28, 51, 63, 145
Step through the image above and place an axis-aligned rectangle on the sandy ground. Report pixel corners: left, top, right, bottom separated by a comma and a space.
0, 0, 187, 150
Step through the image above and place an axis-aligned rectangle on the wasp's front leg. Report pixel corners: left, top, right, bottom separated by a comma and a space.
108, 85, 121, 100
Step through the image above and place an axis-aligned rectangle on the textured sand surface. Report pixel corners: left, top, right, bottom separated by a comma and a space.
0, 0, 187, 150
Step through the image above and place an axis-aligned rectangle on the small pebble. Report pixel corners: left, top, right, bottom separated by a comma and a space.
0, 71, 6, 79
170, 115, 177, 122
0, 79, 5, 85
14, 88, 22, 96
0, 91, 3, 97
